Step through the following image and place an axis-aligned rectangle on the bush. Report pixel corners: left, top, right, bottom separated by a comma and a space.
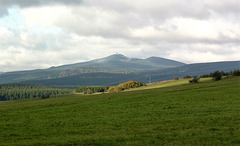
212, 71, 222, 81
107, 80, 144, 93
174, 77, 179, 80
118, 80, 143, 90
184, 75, 191, 79
189, 76, 200, 84
107, 87, 115, 93
114, 87, 123, 92
84, 89, 93, 94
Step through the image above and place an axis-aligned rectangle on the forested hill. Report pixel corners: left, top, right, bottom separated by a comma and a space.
20, 61, 240, 87
0, 54, 184, 84
0, 67, 99, 84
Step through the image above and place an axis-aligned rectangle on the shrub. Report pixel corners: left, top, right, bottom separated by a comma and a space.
212, 71, 222, 81
174, 77, 179, 80
114, 87, 123, 92
107, 80, 144, 93
184, 75, 191, 79
118, 80, 143, 90
107, 87, 115, 93
84, 89, 93, 94
189, 76, 200, 84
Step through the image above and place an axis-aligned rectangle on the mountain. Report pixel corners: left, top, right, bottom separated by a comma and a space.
19, 61, 240, 87
53, 54, 185, 70
0, 54, 185, 84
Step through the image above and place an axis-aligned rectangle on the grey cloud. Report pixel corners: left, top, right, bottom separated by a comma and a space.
203, 0, 240, 15
0, 0, 83, 15
0, 0, 83, 7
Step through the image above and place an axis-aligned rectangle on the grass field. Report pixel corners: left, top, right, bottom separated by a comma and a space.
0, 77, 240, 145
130, 77, 212, 91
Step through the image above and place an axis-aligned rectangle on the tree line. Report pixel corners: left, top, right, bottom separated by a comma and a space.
75, 86, 109, 94
200, 70, 240, 79
0, 84, 73, 101
189, 70, 240, 83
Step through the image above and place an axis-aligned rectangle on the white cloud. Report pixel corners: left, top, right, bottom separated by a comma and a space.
0, 0, 239, 72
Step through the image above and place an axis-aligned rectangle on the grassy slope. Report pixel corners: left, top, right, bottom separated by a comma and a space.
131, 77, 212, 91
0, 77, 240, 145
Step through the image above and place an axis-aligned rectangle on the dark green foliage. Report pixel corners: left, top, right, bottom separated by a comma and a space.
212, 71, 223, 81
200, 74, 212, 78
41, 93, 50, 99
76, 86, 109, 94
189, 76, 200, 83
200, 70, 231, 78
229, 70, 240, 76
0, 84, 72, 101
183, 75, 191, 79
174, 77, 179, 80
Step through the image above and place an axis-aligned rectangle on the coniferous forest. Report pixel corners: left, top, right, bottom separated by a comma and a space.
0, 84, 73, 101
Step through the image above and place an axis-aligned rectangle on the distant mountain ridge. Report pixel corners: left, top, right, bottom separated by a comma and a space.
53, 54, 185, 70
2, 54, 238, 86
20, 61, 240, 87
0, 54, 185, 84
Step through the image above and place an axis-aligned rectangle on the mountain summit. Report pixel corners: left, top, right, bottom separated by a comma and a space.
101, 54, 130, 62
54, 54, 185, 70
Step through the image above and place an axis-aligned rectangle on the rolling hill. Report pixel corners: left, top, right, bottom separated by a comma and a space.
0, 54, 185, 84
1, 76, 240, 145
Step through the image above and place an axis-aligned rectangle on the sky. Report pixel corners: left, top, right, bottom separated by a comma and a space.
0, 0, 239, 72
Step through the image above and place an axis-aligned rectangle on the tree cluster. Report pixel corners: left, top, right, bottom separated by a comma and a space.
189, 76, 200, 83
107, 80, 145, 93
76, 86, 109, 94
188, 70, 240, 83
199, 70, 240, 81
229, 70, 240, 76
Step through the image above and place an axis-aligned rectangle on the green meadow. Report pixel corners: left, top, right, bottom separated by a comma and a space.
0, 77, 240, 145
130, 77, 212, 91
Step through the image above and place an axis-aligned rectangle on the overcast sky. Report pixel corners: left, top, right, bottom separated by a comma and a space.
0, 0, 239, 72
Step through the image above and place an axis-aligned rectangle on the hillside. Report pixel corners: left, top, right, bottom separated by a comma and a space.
0, 54, 185, 84
20, 61, 240, 87
1, 76, 239, 145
